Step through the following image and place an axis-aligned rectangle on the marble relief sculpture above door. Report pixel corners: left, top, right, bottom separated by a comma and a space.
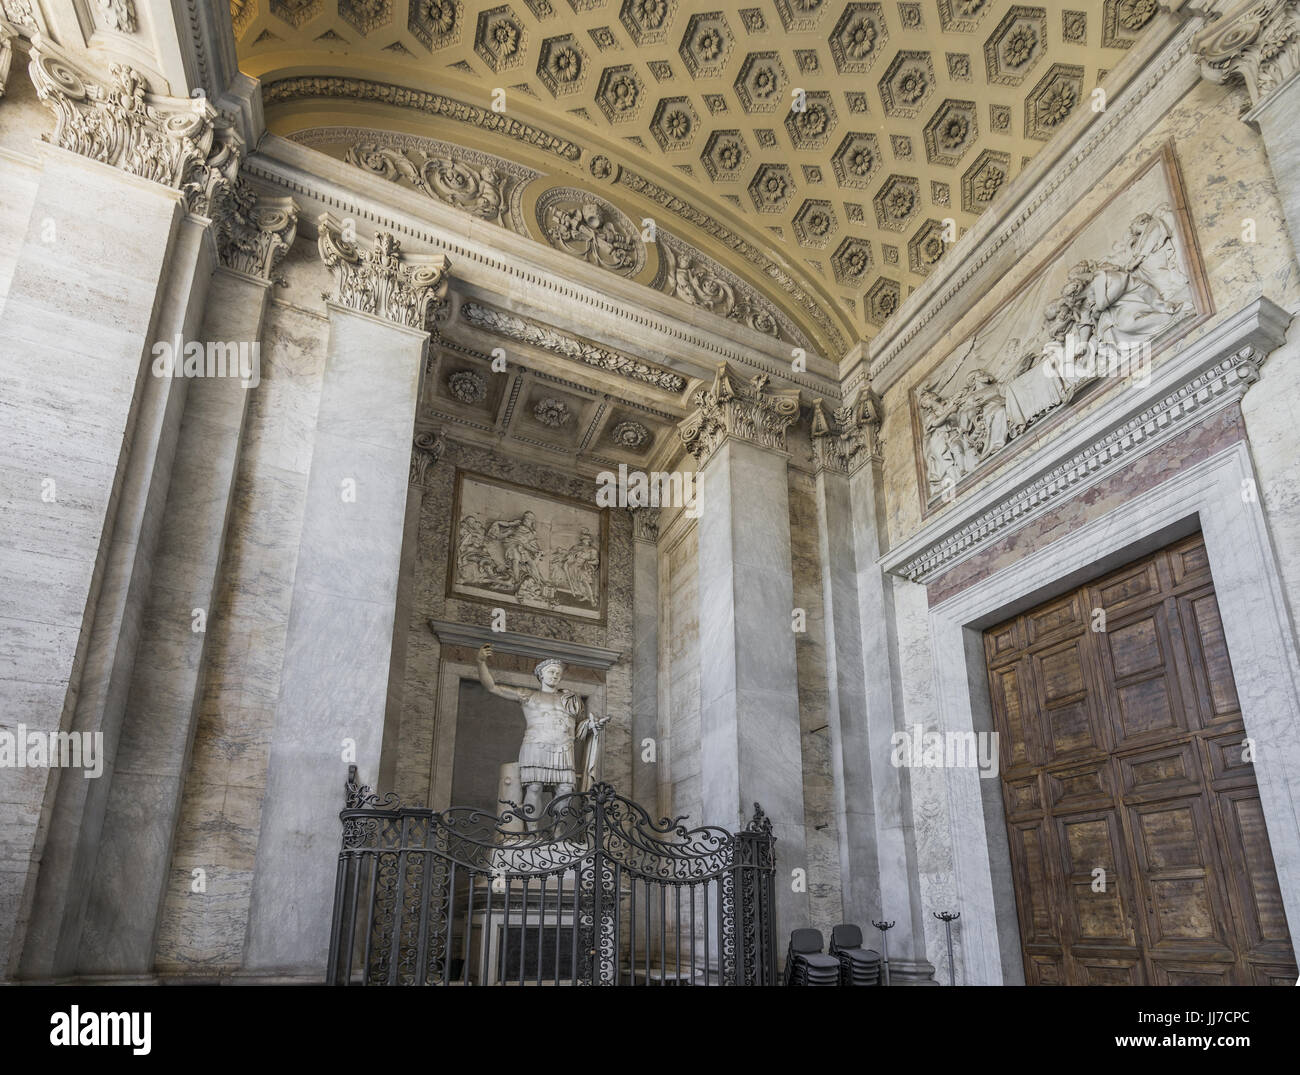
910, 143, 1211, 510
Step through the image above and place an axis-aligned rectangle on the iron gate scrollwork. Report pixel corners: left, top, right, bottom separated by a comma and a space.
327, 768, 778, 986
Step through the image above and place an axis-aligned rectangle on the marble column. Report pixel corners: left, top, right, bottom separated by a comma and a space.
808, 397, 883, 934
842, 410, 935, 984
76, 198, 299, 977
1196, 0, 1300, 256
629, 508, 660, 810
242, 219, 448, 978
0, 45, 243, 977
678, 363, 810, 944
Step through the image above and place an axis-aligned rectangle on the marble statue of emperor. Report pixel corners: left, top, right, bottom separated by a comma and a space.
476, 643, 609, 821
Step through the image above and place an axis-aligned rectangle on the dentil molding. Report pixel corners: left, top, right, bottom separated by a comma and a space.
318, 213, 451, 331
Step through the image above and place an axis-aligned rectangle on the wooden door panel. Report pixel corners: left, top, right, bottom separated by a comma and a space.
1056, 810, 1138, 949
983, 535, 1297, 985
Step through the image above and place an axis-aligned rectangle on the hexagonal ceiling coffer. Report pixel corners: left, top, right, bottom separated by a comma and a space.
908, 218, 949, 276
785, 91, 837, 151
879, 50, 935, 119
829, 3, 889, 75
1026, 63, 1084, 140
701, 129, 750, 181
734, 51, 787, 114
983, 5, 1046, 86
679, 11, 733, 79
620, 0, 677, 48
873, 174, 920, 231
475, 5, 526, 72
793, 199, 838, 248
923, 99, 979, 167
408, 0, 461, 50
596, 65, 645, 122
831, 236, 873, 285
864, 275, 901, 326
774, 0, 830, 34
961, 148, 1011, 214
537, 34, 590, 96
340, 0, 392, 36
831, 132, 882, 189
271, 0, 324, 30
749, 163, 795, 213
651, 96, 700, 150
937, 0, 990, 34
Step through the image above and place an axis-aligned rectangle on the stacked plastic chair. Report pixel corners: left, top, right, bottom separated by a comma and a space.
782, 928, 842, 986
829, 924, 883, 986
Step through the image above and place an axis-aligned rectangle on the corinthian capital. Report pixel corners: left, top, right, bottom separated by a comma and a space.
1194, 0, 1300, 111
317, 214, 451, 331
677, 362, 802, 467
810, 389, 882, 475
27, 37, 243, 200
215, 187, 299, 283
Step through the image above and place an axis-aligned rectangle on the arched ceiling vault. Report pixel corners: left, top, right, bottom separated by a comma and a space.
233, 0, 1160, 362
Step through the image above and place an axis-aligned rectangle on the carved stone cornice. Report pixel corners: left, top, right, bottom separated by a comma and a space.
1195, 0, 1300, 112
629, 506, 660, 544
409, 429, 445, 486
28, 39, 244, 205
317, 213, 450, 331
810, 389, 882, 475
214, 187, 299, 282
677, 362, 802, 467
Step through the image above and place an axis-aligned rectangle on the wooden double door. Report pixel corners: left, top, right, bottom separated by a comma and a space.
984, 534, 1297, 985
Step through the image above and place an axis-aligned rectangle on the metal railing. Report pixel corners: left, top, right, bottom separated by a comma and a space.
326, 767, 777, 986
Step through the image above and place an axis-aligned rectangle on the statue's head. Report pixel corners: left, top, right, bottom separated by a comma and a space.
534, 658, 565, 687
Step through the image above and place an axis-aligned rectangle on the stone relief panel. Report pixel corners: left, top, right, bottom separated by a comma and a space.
534, 186, 645, 276
910, 145, 1208, 509
289, 129, 537, 235
448, 470, 608, 623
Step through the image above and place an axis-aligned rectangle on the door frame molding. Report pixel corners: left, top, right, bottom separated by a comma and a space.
926, 439, 1300, 984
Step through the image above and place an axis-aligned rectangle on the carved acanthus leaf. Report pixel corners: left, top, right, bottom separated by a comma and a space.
1195, 0, 1300, 111
677, 361, 803, 466
96, 0, 137, 33
629, 506, 660, 543
317, 215, 451, 330
215, 188, 300, 282
810, 389, 882, 473
0, 22, 14, 99
28, 40, 243, 207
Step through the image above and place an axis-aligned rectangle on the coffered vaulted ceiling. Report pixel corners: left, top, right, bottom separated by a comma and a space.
234, 0, 1159, 360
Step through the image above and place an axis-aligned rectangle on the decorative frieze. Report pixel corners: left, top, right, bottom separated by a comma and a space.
810, 389, 881, 474
1194, 0, 1300, 111
318, 214, 450, 330
28, 42, 244, 202
892, 343, 1271, 583
459, 301, 687, 393
409, 428, 446, 485
678, 361, 802, 466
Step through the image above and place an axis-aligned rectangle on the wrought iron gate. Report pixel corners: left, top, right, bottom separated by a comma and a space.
326, 767, 777, 985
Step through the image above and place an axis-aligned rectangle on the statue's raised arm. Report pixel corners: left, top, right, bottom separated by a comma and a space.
475, 643, 530, 701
